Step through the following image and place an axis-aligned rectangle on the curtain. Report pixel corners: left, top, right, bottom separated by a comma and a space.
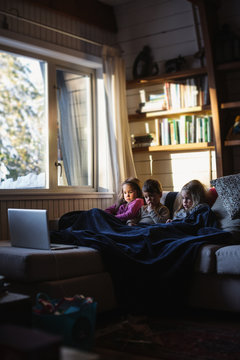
56, 71, 88, 186
102, 45, 137, 197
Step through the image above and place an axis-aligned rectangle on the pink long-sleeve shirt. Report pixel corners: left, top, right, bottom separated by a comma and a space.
105, 198, 144, 222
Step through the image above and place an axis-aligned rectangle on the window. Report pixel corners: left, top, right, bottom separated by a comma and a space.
0, 48, 96, 191
0, 50, 48, 189
56, 69, 93, 187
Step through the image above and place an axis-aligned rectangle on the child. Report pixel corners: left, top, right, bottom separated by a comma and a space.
127, 178, 170, 225
105, 178, 144, 223
167, 179, 208, 222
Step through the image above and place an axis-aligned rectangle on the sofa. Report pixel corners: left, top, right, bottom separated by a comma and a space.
0, 173, 240, 313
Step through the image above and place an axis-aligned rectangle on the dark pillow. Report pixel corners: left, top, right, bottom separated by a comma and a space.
211, 196, 240, 243
211, 174, 240, 219
164, 192, 178, 219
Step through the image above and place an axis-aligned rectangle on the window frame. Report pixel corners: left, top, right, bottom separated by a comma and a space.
0, 39, 101, 195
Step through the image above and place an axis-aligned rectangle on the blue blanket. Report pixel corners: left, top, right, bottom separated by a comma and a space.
50, 205, 230, 310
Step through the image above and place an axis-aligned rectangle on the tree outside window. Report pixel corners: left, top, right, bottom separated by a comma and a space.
0, 50, 47, 189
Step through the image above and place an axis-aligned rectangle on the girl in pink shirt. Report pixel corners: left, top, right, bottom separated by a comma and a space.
105, 178, 144, 223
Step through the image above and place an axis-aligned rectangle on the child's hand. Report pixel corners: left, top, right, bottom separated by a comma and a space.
127, 220, 137, 226
166, 219, 172, 223
147, 204, 154, 212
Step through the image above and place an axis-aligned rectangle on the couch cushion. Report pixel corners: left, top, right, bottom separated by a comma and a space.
211, 173, 240, 219
0, 243, 105, 282
161, 191, 178, 219
194, 244, 223, 273
216, 245, 240, 274
211, 196, 240, 243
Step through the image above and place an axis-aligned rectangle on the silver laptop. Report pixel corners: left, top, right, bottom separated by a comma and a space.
8, 208, 77, 250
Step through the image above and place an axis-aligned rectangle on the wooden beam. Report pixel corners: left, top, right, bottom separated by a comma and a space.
22, 0, 117, 32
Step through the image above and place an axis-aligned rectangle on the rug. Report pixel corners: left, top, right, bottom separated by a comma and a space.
94, 311, 240, 360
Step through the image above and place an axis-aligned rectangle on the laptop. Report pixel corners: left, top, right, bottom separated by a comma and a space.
8, 208, 77, 250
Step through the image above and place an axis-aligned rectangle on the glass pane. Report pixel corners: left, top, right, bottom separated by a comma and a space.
56, 69, 93, 187
0, 50, 48, 189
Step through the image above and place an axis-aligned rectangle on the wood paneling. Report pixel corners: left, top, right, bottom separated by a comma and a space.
22, 0, 117, 32
0, 193, 113, 241
115, 0, 200, 80
0, 0, 117, 57
133, 149, 215, 191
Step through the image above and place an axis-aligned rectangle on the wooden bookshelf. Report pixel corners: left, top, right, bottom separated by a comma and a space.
224, 139, 240, 147
221, 102, 240, 109
128, 66, 213, 152
126, 67, 207, 89
132, 142, 214, 153
188, 0, 240, 176
217, 61, 240, 72
129, 105, 211, 123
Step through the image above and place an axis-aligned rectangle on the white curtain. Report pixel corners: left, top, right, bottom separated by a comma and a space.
102, 45, 137, 197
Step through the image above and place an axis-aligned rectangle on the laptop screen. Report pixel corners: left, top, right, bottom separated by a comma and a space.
8, 208, 51, 250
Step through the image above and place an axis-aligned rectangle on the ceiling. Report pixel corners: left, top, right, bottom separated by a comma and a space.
98, 0, 130, 5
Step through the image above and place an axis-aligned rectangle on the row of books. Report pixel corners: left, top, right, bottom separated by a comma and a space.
159, 115, 213, 146
139, 75, 209, 113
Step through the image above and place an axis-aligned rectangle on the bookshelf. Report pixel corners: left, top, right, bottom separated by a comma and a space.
188, 0, 240, 177
129, 1, 240, 175
126, 67, 207, 89
224, 140, 240, 147
220, 102, 240, 110
132, 142, 214, 153
127, 67, 213, 152
129, 106, 211, 123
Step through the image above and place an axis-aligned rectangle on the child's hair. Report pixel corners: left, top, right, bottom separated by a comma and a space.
116, 177, 143, 207
142, 179, 163, 194
175, 179, 208, 213
125, 177, 142, 189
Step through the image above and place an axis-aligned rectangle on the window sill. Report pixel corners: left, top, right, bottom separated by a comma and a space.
0, 191, 114, 200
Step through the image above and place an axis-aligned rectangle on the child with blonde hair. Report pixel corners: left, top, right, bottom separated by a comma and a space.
167, 179, 208, 222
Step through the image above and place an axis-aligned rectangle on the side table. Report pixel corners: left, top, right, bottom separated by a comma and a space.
0, 291, 32, 326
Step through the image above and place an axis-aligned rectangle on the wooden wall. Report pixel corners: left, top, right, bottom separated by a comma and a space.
0, 194, 113, 241
133, 149, 216, 191
113, 0, 240, 189
114, 0, 201, 81
0, 0, 117, 57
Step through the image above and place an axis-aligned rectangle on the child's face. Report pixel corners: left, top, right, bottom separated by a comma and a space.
143, 191, 161, 207
181, 190, 193, 210
123, 184, 137, 203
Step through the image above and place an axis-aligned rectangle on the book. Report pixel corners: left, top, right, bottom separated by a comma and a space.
168, 119, 179, 145
155, 119, 160, 145
169, 120, 175, 145
139, 89, 146, 103
202, 75, 210, 105
163, 82, 171, 110
140, 94, 167, 112
207, 116, 212, 142
161, 118, 170, 145
190, 78, 199, 107
179, 115, 187, 144
182, 115, 194, 143
203, 116, 212, 142
196, 117, 203, 142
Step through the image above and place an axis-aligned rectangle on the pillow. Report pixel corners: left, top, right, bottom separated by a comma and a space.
211, 174, 240, 219
211, 196, 240, 243
206, 187, 218, 207
160, 191, 178, 219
